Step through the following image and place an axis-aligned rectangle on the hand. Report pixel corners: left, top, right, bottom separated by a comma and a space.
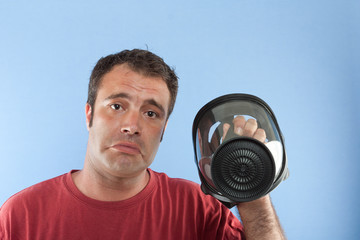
222, 116, 266, 143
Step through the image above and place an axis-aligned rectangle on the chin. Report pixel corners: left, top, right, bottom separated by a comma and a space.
105, 162, 147, 177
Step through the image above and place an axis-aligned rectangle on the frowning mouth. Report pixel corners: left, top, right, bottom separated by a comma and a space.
110, 142, 141, 155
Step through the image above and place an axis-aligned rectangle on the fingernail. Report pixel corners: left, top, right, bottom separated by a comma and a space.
235, 127, 243, 135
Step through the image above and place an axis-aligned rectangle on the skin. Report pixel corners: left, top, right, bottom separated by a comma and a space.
72, 64, 170, 201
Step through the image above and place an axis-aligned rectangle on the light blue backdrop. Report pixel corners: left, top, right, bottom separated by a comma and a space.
0, 0, 359, 239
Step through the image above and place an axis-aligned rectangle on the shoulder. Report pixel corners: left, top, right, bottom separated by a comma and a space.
149, 169, 244, 238
149, 169, 222, 208
0, 172, 71, 238
0, 172, 68, 213
150, 169, 201, 192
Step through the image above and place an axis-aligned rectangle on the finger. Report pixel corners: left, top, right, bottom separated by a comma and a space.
243, 118, 258, 137
253, 128, 266, 143
222, 123, 230, 140
233, 116, 246, 135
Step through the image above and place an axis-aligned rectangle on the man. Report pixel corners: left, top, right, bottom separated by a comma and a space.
0, 49, 285, 239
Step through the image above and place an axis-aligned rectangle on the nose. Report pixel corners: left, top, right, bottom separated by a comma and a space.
120, 110, 141, 136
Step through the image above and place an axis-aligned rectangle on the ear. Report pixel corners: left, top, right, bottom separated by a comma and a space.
160, 120, 168, 142
85, 103, 92, 131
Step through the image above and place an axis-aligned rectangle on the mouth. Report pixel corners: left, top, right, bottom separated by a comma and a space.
110, 142, 141, 155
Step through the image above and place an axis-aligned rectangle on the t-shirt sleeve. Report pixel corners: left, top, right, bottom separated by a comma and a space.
216, 204, 246, 239
0, 197, 23, 240
189, 182, 245, 239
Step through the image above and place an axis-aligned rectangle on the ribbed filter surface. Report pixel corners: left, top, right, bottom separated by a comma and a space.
211, 139, 275, 202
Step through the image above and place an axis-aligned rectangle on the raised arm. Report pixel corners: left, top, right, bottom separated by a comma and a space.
228, 116, 286, 239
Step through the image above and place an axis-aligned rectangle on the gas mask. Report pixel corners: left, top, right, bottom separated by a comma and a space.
192, 94, 289, 208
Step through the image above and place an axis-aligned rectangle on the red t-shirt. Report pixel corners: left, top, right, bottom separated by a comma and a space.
0, 169, 244, 239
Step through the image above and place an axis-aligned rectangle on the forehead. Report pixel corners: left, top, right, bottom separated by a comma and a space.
98, 64, 170, 106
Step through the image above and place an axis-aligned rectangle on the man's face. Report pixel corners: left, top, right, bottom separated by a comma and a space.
85, 64, 170, 178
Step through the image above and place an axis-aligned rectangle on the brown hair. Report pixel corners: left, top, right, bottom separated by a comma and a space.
87, 49, 178, 126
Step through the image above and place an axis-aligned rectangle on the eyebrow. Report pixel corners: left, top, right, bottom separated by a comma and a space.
105, 92, 166, 116
105, 93, 130, 101
145, 99, 166, 116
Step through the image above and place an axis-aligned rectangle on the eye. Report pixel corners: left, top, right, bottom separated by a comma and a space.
146, 111, 158, 118
110, 104, 122, 110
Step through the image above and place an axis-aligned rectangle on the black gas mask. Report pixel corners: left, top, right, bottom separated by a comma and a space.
192, 94, 289, 208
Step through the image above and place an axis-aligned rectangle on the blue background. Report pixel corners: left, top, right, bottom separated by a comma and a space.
0, 0, 359, 239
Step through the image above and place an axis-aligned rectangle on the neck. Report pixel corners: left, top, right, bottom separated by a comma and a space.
72, 162, 150, 202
